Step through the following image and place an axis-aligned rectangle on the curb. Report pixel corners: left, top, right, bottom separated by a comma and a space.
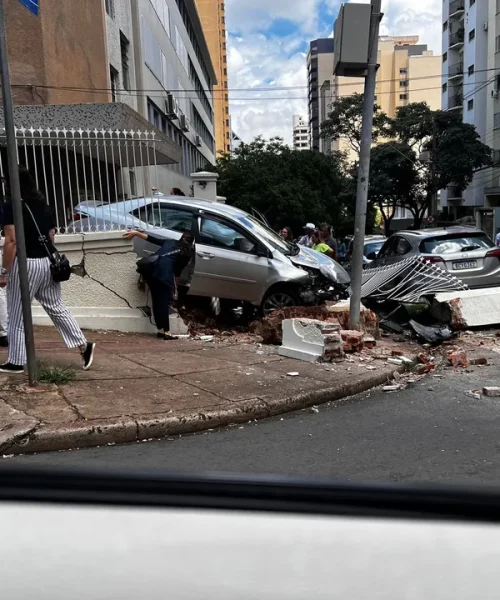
4, 367, 400, 456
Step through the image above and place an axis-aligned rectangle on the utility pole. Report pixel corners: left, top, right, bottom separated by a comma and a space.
0, 0, 37, 385
430, 116, 438, 219
349, 0, 383, 330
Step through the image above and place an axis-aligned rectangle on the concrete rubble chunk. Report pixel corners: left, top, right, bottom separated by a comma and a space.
433, 288, 500, 329
325, 300, 380, 339
279, 318, 344, 364
483, 387, 500, 397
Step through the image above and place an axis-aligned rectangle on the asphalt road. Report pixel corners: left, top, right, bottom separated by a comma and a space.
7, 364, 500, 486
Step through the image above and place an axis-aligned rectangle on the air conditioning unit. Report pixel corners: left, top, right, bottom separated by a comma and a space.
484, 22, 489, 31
195, 135, 202, 147
492, 90, 499, 99
165, 93, 179, 119
179, 114, 190, 132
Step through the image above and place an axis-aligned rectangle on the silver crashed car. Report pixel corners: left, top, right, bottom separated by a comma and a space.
68, 195, 350, 314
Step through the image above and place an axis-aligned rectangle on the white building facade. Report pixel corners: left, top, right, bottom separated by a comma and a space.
292, 115, 309, 150
441, 0, 500, 236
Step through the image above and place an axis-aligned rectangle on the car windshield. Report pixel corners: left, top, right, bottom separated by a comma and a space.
420, 233, 494, 255
238, 215, 297, 255
364, 240, 385, 257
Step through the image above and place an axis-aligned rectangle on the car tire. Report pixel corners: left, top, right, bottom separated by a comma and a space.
260, 287, 300, 317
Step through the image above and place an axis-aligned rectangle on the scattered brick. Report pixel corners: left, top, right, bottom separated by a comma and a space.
340, 330, 364, 353
448, 350, 469, 368
416, 363, 435, 375
483, 387, 500, 397
470, 357, 488, 366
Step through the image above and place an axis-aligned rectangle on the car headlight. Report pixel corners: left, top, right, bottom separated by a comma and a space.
319, 263, 339, 283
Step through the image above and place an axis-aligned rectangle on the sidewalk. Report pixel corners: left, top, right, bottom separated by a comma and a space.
0, 327, 416, 455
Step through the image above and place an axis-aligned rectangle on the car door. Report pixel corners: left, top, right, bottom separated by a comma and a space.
374, 236, 411, 267
189, 213, 271, 304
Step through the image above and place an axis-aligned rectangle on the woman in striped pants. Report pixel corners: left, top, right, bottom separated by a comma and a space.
0, 166, 95, 374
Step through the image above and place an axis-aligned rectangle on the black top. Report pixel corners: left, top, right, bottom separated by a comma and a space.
3, 200, 57, 259
147, 234, 194, 279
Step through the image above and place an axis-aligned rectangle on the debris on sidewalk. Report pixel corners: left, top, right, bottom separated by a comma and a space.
483, 387, 500, 397
448, 350, 469, 368
278, 318, 344, 364
259, 306, 334, 345
465, 390, 482, 400
432, 288, 500, 329
470, 357, 489, 366
409, 320, 454, 344
325, 300, 380, 339
340, 330, 364, 353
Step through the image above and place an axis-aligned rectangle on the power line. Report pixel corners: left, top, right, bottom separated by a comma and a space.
7, 65, 500, 95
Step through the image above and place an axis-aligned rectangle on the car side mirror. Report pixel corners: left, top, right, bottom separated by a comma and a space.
366, 252, 377, 260
256, 247, 272, 259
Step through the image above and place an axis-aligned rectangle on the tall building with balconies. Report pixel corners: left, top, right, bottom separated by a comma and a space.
441, 0, 500, 234
292, 115, 309, 150
307, 38, 335, 152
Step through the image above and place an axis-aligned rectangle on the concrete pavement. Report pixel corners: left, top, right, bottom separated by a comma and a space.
0, 326, 412, 455
9, 350, 500, 486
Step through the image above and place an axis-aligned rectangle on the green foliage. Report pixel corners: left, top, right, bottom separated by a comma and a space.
320, 93, 391, 154
320, 94, 493, 230
210, 136, 355, 236
37, 362, 76, 385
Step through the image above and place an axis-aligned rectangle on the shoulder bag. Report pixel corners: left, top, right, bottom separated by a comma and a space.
24, 203, 72, 282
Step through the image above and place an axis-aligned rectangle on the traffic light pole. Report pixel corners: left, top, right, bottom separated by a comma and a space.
0, 0, 37, 385
349, 0, 382, 330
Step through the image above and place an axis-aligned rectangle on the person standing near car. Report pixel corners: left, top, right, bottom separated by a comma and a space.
298, 223, 315, 247
0, 201, 8, 347
320, 223, 338, 258
124, 229, 195, 340
0, 166, 95, 373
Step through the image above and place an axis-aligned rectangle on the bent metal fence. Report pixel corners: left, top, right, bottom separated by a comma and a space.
0, 127, 164, 233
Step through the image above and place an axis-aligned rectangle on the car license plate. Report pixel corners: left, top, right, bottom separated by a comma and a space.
452, 260, 477, 270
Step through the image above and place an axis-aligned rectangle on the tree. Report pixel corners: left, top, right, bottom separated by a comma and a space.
390, 104, 492, 228
320, 93, 390, 155
208, 136, 356, 236
369, 142, 420, 235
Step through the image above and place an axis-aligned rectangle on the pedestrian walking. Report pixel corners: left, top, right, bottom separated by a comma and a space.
124, 229, 195, 340
0, 166, 95, 374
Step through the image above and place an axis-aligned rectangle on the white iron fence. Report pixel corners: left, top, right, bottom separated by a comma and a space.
0, 127, 164, 233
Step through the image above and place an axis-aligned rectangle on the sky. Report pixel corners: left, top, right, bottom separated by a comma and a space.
225, 0, 442, 145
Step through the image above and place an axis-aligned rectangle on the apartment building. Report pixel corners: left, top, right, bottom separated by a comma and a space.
194, 0, 231, 156
4, 0, 217, 196
131, 0, 217, 193
292, 115, 309, 150
441, 0, 500, 235
307, 38, 335, 151
331, 36, 441, 161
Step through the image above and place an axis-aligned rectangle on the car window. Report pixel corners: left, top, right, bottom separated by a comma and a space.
132, 205, 193, 232
364, 241, 385, 258
394, 237, 412, 256
420, 233, 494, 255
378, 238, 397, 258
199, 217, 257, 254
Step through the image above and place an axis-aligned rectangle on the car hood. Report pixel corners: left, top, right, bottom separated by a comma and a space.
291, 246, 351, 285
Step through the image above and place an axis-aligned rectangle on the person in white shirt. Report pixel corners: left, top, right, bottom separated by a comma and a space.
495, 229, 500, 247
298, 223, 315, 247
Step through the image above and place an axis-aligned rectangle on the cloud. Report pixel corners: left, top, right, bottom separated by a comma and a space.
226, 0, 442, 145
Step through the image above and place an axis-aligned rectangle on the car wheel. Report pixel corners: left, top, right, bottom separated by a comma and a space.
261, 288, 300, 316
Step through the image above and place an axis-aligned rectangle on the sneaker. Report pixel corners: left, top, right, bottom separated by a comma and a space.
81, 342, 96, 371
0, 337, 8, 348
0, 362, 23, 374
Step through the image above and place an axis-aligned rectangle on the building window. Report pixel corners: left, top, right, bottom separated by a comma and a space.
442, 82, 448, 93
110, 66, 119, 102
150, 0, 170, 37
496, 35, 500, 53
105, 0, 114, 18
399, 80, 408, 87
494, 112, 500, 129
373, 95, 377, 101
443, 52, 448, 62
120, 33, 130, 91
399, 94, 408, 100
399, 68, 407, 75
443, 20, 448, 32
468, 64, 475, 76
469, 29, 475, 41
468, 99, 474, 110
